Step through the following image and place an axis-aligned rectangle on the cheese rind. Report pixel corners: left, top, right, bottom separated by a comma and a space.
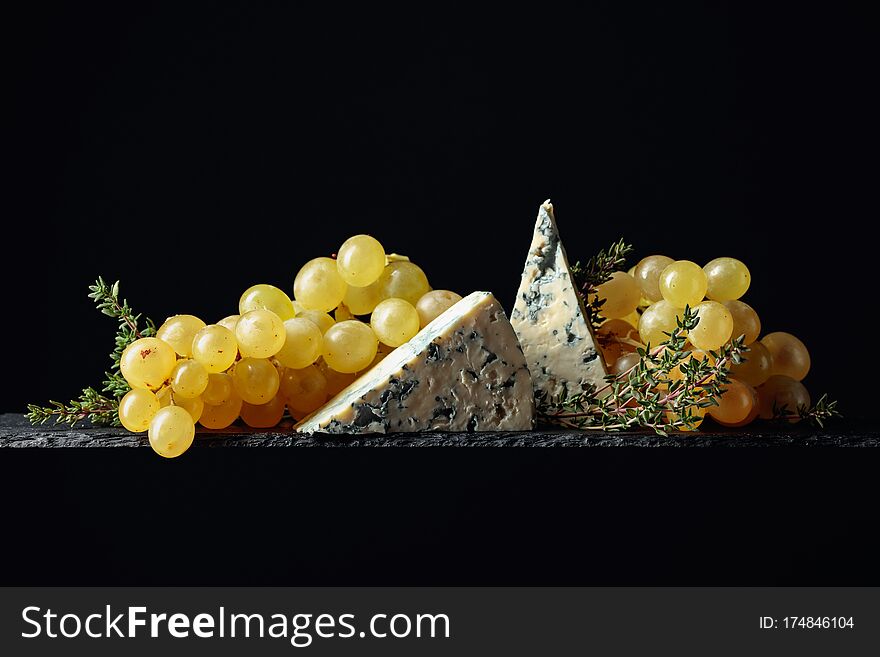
510, 200, 607, 399
295, 291, 535, 434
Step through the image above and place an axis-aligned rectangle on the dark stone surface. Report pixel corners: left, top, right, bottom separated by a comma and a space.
2, 413, 875, 447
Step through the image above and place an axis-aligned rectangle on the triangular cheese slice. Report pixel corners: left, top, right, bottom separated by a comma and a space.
296, 292, 535, 434
510, 200, 607, 399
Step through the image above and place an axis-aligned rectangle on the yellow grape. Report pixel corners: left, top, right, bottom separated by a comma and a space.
202, 372, 234, 405
240, 395, 286, 428
336, 234, 386, 287
294, 257, 348, 312
709, 378, 756, 425
232, 357, 280, 405
659, 260, 707, 308
704, 257, 750, 301
638, 301, 683, 348
217, 315, 240, 332
722, 300, 761, 345
239, 284, 295, 321
235, 309, 286, 358
591, 271, 641, 319
689, 301, 733, 351
371, 298, 420, 347
173, 393, 204, 423
335, 303, 355, 322
118, 388, 160, 433
633, 255, 674, 302
191, 325, 238, 373
275, 318, 323, 369
322, 320, 378, 373
730, 340, 772, 387
280, 364, 329, 415
666, 405, 708, 431
757, 375, 810, 422
344, 280, 383, 315
170, 359, 209, 399
762, 332, 810, 381
199, 392, 243, 429
668, 348, 716, 385
317, 359, 358, 396
148, 406, 195, 458
377, 261, 430, 305
156, 315, 206, 358
295, 309, 335, 334
597, 319, 641, 368
611, 352, 641, 376
416, 290, 463, 328
120, 337, 177, 391
620, 311, 641, 329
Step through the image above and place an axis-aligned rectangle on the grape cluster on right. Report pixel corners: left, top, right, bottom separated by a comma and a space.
594, 255, 812, 428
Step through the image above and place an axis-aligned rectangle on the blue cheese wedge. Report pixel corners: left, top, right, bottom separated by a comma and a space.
510, 200, 607, 399
295, 292, 535, 434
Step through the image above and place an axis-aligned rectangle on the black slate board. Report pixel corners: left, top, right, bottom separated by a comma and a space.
1, 413, 874, 447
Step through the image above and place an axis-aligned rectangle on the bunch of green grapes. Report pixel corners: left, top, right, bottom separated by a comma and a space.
117, 234, 462, 457
595, 255, 812, 429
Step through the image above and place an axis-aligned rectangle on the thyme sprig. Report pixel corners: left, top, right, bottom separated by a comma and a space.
772, 393, 841, 428
26, 278, 155, 427
570, 238, 633, 330
538, 306, 748, 435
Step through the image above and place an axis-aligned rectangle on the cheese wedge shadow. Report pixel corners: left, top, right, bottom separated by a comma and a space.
295, 291, 535, 434
510, 200, 608, 399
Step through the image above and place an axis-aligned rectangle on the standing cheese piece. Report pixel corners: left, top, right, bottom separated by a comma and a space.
510, 200, 607, 399
296, 292, 535, 434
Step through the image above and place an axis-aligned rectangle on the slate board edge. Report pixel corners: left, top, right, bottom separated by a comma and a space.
0, 414, 874, 448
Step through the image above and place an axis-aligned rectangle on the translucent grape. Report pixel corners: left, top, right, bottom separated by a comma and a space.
335, 304, 354, 322
317, 359, 358, 396
148, 406, 195, 458
235, 309, 286, 358
668, 348, 716, 385
336, 234, 387, 287
757, 375, 810, 422
343, 280, 382, 315
666, 405, 708, 431
156, 315, 206, 358
239, 284, 296, 321
591, 271, 641, 319
280, 364, 328, 415
217, 315, 240, 332
120, 337, 178, 391
231, 357, 281, 405
294, 257, 348, 312
191, 325, 238, 373
240, 395, 286, 428
762, 332, 810, 381
659, 260, 708, 308
274, 318, 323, 369
722, 300, 761, 345
371, 298, 420, 347
199, 392, 243, 429
620, 311, 641, 329
689, 301, 733, 351
597, 319, 641, 368
633, 255, 674, 302
416, 290, 462, 328
173, 393, 204, 423
730, 340, 772, 387
322, 320, 378, 373
377, 261, 430, 306
611, 352, 641, 376
202, 372, 234, 405
170, 359, 209, 399
704, 257, 750, 301
118, 389, 160, 433
709, 378, 756, 425
296, 309, 335, 334
638, 301, 683, 347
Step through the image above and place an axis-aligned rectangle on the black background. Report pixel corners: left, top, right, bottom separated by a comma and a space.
3, 3, 877, 585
